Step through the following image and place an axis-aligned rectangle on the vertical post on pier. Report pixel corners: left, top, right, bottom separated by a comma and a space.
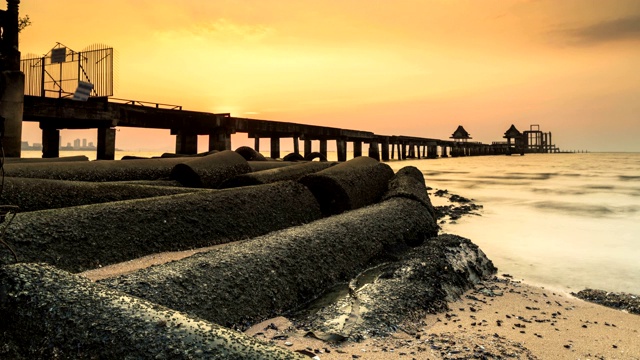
97, 127, 116, 160
336, 139, 347, 162
368, 141, 380, 161
209, 130, 231, 151
293, 135, 300, 154
381, 138, 389, 161
175, 132, 198, 155
41, 128, 60, 158
254, 137, 260, 152
401, 143, 407, 160
304, 139, 312, 157
390, 141, 395, 160
319, 139, 328, 158
270, 137, 280, 159
441, 145, 448, 158
353, 140, 362, 158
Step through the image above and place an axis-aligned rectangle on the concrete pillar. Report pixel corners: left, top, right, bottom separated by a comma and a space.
293, 136, 300, 154
390, 141, 395, 160
41, 128, 60, 158
441, 146, 448, 158
254, 137, 260, 152
304, 139, 312, 157
270, 137, 280, 159
0, 71, 24, 157
97, 127, 116, 160
427, 145, 438, 159
175, 132, 198, 155
353, 141, 362, 158
319, 139, 327, 158
336, 139, 347, 162
368, 141, 380, 161
381, 138, 390, 161
401, 143, 406, 160
209, 130, 231, 151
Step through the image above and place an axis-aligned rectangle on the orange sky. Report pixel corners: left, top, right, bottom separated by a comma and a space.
18, 0, 640, 152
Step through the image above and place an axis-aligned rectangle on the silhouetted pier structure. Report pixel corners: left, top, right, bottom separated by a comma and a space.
23, 95, 541, 161
17, 41, 562, 161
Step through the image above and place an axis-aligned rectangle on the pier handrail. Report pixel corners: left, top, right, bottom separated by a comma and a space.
109, 98, 183, 110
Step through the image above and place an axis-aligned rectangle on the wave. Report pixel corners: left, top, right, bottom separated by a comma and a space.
619, 175, 640, 181
530, 201, 639, 218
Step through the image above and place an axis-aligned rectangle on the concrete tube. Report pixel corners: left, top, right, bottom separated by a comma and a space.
3, 155, 89, 163
0, 181, 322, 272
3, 157, 189, 182
0, 177, 199, 212
382, 166, 437, 221
170, 150, 252, 188
247, 161, 296, 172
299, 156, 394, 216
220, 161, 337, 189
101, 196, 435, 328
0, 263, 305, 360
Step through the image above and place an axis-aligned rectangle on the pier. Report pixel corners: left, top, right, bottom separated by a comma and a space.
8, 15, 563, 160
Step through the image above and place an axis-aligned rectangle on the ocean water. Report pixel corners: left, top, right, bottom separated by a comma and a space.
16, 150, 640, 294
387, 153, 640, 295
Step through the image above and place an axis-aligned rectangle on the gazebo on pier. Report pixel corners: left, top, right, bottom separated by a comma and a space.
450, 125, 471, 156
503, 124, 524, 155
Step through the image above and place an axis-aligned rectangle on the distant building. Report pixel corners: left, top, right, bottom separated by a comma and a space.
450, 125, 472, 143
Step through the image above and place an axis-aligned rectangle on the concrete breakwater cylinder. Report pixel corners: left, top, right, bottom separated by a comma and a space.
0, 181, 322, 272
299, 156, 394, 216
0, 177, 198, 212
170, 150, 252, 188
220, 161, 337, 188
0, 263, 305, 360
382, 166, 437, 221
101, 195, 436, 328
3, 157, 190, 182
4, 155, 89, 163
247, 161, 296, 172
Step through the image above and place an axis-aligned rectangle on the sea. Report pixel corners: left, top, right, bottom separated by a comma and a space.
17, 150, 640, 295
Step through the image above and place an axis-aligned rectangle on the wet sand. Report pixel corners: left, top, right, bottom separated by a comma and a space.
247, 277, 640, 359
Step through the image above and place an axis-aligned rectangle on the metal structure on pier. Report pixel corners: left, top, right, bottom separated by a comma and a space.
20, 43, 114, 99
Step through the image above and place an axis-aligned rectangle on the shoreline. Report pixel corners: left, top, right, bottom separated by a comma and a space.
252, 277, 640, 359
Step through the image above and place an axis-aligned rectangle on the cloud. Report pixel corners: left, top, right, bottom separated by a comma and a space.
556, 15, 640, 46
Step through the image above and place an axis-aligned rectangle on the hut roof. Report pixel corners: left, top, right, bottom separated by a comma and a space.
450, 125, 471, 140
503, 124, 522, 138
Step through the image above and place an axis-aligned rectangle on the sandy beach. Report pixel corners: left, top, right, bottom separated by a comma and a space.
245, 277, 640, 359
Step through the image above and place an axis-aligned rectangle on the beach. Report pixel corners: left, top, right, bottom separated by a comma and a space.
253, 277, 640, 359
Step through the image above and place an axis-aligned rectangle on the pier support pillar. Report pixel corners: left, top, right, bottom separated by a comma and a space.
427, 145, 438, 159
41, 128, 60, 158
304, 139, 312, 157
381, 138, 389, 161
353, 141, 362, 158
336, 139, 347, 162
175, 132, 198, 155
320, 139, 328, 158
368, 141, 380, 161
441, 146, 448, 158
254, 137, 260, 152
209, 130, 232, 151
401, 143, 407, 160
97, 127, 116, 160
390, 142, 395, 160
293, 136, 300, 154
270, 137, 280, 159
0, 71, 24, 158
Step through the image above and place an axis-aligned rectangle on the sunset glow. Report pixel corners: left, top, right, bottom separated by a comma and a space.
19, 0, 640, 152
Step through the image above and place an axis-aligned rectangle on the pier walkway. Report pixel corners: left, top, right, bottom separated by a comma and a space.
24, 95, 523, 160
